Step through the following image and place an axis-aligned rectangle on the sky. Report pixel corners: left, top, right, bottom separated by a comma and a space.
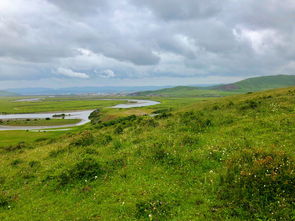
0, 0, 295, 89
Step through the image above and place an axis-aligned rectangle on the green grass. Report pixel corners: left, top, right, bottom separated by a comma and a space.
131, 75, 295, 97
0, 119, 81, 126
0, 88, 294, 220
224, 74, 295, 92
0, 96, 129, 114
131, 86, 236, 97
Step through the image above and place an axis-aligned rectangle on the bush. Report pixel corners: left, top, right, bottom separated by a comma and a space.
48, 148, 66, 158
105, 158, 126, 172
98, 135, 112, 145
218, 148, 295, 219
240, 100, 260, 110
179, 111, 212, 132
114, 126, 123, 134
57, 158, 104, 186
70, 131, 94, 147
89, 109, 101, 124
28, 160, 41, 168
179, 134, 199, 146
0, 193, 11, 208
101, 115, 137, 128
4, 142, 30, 152
11, 159, 23, 166
155, 112, 172, 119
141, 119, 159, 127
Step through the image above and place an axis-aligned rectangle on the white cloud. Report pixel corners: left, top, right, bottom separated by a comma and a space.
100, 69, 116, 78
57, 67, 89, 79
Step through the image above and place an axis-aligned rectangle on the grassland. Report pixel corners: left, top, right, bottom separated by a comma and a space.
0, 88, 294, 220
0, 118, 80, 126
0, 96, 129, 114
131, 86, 236, 97
132, 75, 295, 97
217, 74, 295, 92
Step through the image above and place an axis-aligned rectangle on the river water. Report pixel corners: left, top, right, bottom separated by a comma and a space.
0, 99, 159, 131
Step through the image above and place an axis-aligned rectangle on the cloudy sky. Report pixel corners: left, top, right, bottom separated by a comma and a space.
0, 0, 295, 88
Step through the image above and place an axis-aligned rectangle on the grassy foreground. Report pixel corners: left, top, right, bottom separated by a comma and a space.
0, 88, 295, 220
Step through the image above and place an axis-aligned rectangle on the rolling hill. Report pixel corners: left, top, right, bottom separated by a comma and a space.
130, 86, 236, 97
213, 74, 295, 92
131, 75, 295, 97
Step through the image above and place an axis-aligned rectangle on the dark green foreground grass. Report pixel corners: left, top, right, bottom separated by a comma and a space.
0, 87, 295, 220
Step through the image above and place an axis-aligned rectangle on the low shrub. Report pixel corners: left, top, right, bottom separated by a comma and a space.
218, 148, 295, 220
28, 160, 41, 168
105, 158, 126, 172
97, 135, 112, 145
89, 109, 101, 124
11, 159, 23, 166
48, 148, 66, 158
0, 192, 11, 208
3, 142, 31, 152
114, 126, 123, 134
240, 100, 260, 110
70, 131, 94, 147
57, 158, 104, 186
155, 112, 172, 119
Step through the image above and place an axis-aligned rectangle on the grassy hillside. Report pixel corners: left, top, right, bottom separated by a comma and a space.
214, 75, 295, 92
131, 75, 295, 97
131, 86, 236, 97
0, 87, 295, 220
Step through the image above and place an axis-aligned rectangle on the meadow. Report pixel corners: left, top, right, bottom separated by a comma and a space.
0, 118, 80, 127
0, 89, 294, 220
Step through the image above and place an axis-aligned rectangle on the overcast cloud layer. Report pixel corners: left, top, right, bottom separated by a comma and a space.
0, 0, 295, 88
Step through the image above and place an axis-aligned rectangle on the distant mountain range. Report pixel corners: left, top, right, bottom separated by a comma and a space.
0, 90, 18, 96
1, 75, 295, 96
4, 86, 172, 96
130, 75, 295, 97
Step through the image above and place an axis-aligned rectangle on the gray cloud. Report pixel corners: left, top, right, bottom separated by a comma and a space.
48, 0, 110, 15
131, 0, 223, 21
0, 0, 294, 88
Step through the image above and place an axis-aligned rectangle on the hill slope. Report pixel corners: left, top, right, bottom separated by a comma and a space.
214, 74, 295, 92
131, 86, 236, 97
131, 75, 295, 97
0, 87, 294, 220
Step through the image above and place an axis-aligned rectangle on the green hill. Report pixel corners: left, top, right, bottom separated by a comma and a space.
131, 75, 295, 97
131, 86, 236, 97
214, 74, 295, 92
0, 87, 294, 220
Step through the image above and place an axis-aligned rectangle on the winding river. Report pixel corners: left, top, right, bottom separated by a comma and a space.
0, 99, 160, 131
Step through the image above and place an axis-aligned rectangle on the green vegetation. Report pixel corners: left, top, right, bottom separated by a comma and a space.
0, 87, 294, 220
0, 96, 128, 114
131, 86, 235, 97
0, 118, 80, 126
215, 74, 295, 92
132, 75, 295, 97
